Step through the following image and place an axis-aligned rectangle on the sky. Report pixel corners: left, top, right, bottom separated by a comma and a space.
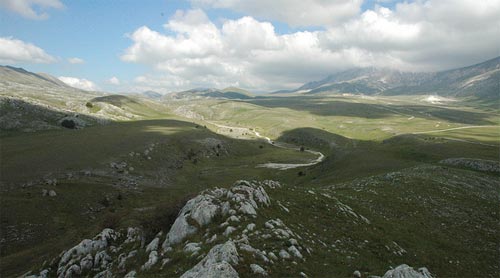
1, 0, 499, 93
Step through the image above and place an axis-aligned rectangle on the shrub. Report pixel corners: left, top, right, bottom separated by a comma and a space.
61, 119, 76, 129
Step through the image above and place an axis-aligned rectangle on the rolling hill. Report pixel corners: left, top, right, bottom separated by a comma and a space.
167, 87, 254, 100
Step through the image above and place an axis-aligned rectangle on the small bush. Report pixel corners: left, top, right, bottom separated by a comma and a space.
85, 102, 93, 108
61, 119, 76, 129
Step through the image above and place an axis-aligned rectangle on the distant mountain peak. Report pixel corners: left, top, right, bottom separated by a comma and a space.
291, 56, 499, 99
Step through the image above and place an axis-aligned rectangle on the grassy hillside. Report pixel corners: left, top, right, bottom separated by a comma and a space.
1, 67, 498, 277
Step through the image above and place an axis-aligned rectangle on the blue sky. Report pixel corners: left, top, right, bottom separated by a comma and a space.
1, 0, 499, 92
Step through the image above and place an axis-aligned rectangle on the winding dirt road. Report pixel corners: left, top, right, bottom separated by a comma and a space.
208, 121, 325, 170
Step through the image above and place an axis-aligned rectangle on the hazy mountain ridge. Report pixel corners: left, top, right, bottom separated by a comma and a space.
167, 87, 254, 100
292, 56, 500, 98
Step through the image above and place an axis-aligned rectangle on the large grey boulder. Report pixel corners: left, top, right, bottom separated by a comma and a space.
181, 241, 239, 278
163, 214, 198, 247
250, 264, 267, 276
382, 264, 433, 278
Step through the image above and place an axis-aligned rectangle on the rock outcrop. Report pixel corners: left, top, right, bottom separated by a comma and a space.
26, 180, 296, 278
380, 264, 433, 278
440, 158, 500, 173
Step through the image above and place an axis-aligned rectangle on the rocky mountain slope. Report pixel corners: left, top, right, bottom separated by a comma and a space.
0, 66, 171, 131
288, 56, 500, 98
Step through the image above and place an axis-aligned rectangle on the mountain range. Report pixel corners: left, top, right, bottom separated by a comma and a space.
279, 56, 500, 99
1, 56, 499, 100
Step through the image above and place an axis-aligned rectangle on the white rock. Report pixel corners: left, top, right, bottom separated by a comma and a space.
146, 238, 160, 253
250, 264, 268, 276
48, 190, 57, 197
246, 223, 256, 232
163, 214, 197, 248
184, 242, 202, 254
124, 270, 137, 278
353, 270, 361, 278
183, 261, 238, 278
190, 197, 220, 226
141, 251, 159, 270
221, 201, 231, 216
268, 252, 278, 261
58, 229, 117, 272
264, 222, 274, 229
227, 215, 240, 223
279, 249, 291, 259
124, 227, 143, 244
207, 234, 217, 243
288, 245, 303, 259
94, 250, 111, 269
65, 264, 81, 277
382, 264, 434, 278
239, 243, 256, 253
93, 270, 112, 278
180, 241, 239, 278
224, 226, 237, 237
79, 254, 93, 271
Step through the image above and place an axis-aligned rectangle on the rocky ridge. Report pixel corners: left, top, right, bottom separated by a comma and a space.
24, 180, 309, 277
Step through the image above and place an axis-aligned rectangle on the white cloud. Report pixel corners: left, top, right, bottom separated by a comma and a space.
122, 2, 500, 91
189, 0, 363, 27
67, 57, 84, 64
108, 76, 120, 85
58, 76, 98, 91
0, 0, 64, 20
0, 36, 56, 64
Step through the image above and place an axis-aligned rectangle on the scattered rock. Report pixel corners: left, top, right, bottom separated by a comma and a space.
279, 249, 291, 259
124, 270, 137, 278
224, 226, 237, 237
382, 264, 433, 278
246, 223, 256, 232
146, 237, 160, 253
180, 241, 239, 278
184, 242, 202, 254
250, 264, 267, 276
141, 251, 158, 270
288, 245, 303, 259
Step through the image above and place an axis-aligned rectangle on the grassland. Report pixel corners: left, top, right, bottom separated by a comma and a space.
1, 92, 498, 277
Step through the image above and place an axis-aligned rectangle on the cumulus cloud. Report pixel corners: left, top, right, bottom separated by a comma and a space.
108, 76, 120, 85
0, 0, 64, 20
58, 76, 98, 91
122, 1, 500, 91
67, 57, 84, 64
0, 36, 56, 64
320, 1, 500, 70
189, 0, 363, 27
